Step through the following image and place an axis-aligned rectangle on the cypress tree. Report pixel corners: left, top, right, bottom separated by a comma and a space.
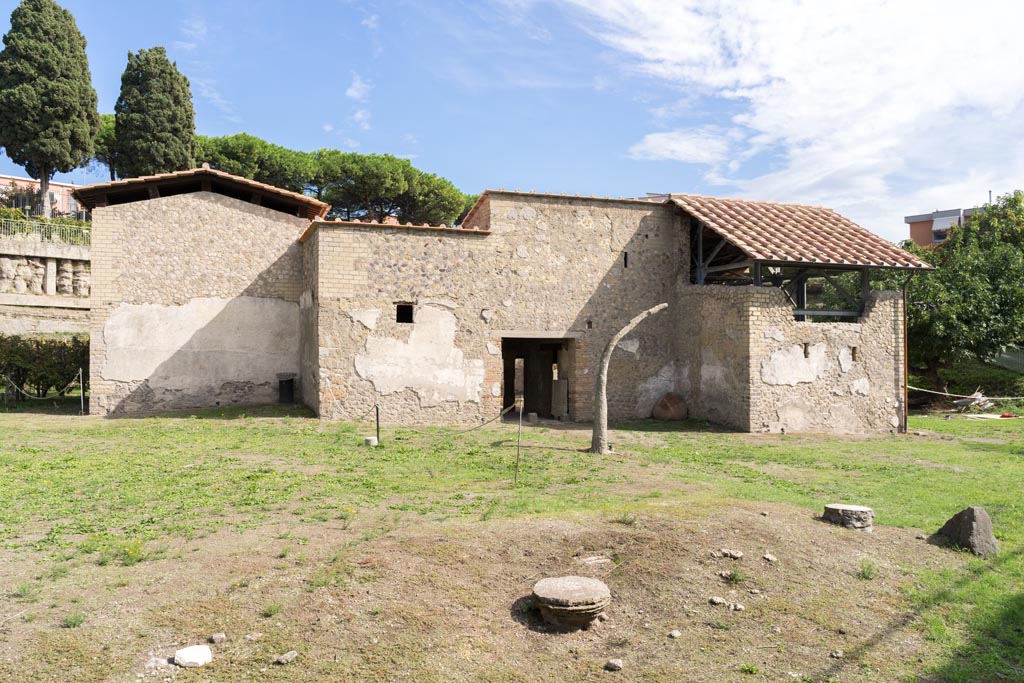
115, 47, 196, 178
0, 0, 99, 217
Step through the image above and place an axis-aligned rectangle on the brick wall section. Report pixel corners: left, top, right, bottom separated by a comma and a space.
89, 192, 308, 414
311, 195, 683, 424
676, 283, 904, 433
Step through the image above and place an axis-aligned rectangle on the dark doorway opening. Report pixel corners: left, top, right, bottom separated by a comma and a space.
501, 337, 575, 420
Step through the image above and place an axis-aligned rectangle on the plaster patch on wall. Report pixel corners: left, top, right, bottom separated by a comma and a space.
515, 245, 529, 258
300, 291, 313, 309
761, 343, 829, 385
491, 382, 501, 397
486, 341, 500, 355
774, 400, 813, 432
828, 405, 867, 433
617, 338, 640, 355
675, 360, 691, 395
348, 308, 380, 330
764, 327, 785, 342
636, 362, 676, 417
838, 347, 853, 372
354, 305, 485, 407
851, 377, 870, 396
102, 297, 299, 391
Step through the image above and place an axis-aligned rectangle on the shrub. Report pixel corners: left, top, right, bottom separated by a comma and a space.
0, 206, 27, 221
0, 334, 88, 400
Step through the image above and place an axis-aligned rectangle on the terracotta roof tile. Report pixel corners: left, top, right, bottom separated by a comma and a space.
671, 194, 931, 269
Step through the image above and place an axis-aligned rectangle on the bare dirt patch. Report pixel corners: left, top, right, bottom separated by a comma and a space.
0, 501, 955, 682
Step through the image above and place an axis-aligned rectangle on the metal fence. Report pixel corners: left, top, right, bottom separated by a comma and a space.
993, 345, 1024, 374
0, 218, 90, 246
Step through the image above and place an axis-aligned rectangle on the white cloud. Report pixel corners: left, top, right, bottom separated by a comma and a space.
322, 123, 335, 133
362, 14, 379, 30
346, 73, 372, 101
351, 109, 371, 130
560, 0, 1024, 240
628, 129, 729, 164
193, 77, 240, 123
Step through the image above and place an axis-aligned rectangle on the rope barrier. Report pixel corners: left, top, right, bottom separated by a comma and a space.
907, 385, 1024, 401
2, 373, 80, 401
388, 403, 517, 441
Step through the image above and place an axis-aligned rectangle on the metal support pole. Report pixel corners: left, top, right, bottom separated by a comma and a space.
514, 396, 523, 485
79, 368, 84, 416
375, 404, 380, 445
696, 225, 704, 284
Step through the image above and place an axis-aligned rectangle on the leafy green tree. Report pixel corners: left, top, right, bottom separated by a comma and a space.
115, 47, 196, 178
876, 192, 1024, 382
0, 0, 99, 217
393, 169, 466, 226
92, 113, 117, 180
197, 133, 312, 193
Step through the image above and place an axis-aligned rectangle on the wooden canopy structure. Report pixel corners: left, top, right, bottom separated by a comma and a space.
669, 194, 933, 320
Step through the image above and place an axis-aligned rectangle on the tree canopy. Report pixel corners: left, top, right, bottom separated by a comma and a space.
115, 47, 196, 178
197, 133, 313, 194
879, 191, 1024, 378
0, 0, 99, 217
198, 135, 470, 226
92, 113, 117, 181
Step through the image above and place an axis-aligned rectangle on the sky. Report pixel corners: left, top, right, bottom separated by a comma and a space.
2, 0, 1023, 241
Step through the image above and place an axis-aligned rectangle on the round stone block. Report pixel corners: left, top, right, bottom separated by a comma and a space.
823, 504, 874, 531
532, 576, 611, 627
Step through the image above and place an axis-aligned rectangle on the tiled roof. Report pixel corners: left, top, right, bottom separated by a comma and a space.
671, 194, 932, 269
73, 165, 329, 220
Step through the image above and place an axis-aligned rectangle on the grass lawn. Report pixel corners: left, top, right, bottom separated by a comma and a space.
0, 405, 1021, 682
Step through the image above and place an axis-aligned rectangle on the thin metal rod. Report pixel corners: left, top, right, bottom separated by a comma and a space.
375, 404, 381, 445
514, 399, 523, 485
79, 368, 84, 416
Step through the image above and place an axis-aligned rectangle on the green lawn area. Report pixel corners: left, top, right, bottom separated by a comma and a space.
0, 407, 1021, 682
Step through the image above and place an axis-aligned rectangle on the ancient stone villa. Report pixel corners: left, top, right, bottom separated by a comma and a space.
68, 166, 930, 433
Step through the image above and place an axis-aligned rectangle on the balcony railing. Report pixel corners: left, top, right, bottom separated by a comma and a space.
0, 218, 90, 246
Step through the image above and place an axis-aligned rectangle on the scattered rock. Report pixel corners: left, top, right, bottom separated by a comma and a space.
717, 570, 732, 579
604, 658, 623, 672
772, 626, 782, 634
597, 613, 610, 622
748, 589, 761, 595
364, 436, 379, 447
720, 548, 744, 560
760, 511, 770, 517
763, 553, 777, 563
526, 412, 539, 424
915, 533, 927, 540
709, 596, 726, 606
823, 504, 874, 532
244, 633, 263, 642
652, 392, 688, 420
668, 630, 681, 639
578, 555, 614, 568
275, 650, 298, 665
174, 645, 212, 668
829, 650, 844, 659
532, 576, 611, 628
209, 632, 226, 644
728, 603, 745, 612
936, 506, 999, 557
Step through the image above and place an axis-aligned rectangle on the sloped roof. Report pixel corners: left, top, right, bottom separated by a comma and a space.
73, 166, 329, 220
671, 194, 932, 269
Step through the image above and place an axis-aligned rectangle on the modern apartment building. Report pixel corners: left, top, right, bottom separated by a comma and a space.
904, 207, 976, 247
0, 174, 89, 219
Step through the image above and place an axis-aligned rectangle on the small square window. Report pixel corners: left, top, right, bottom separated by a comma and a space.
396, 303, 414, 324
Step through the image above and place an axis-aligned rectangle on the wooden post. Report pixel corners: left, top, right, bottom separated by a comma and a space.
590, 303, 669, 454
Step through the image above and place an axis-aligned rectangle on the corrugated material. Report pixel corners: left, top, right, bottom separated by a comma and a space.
673, 194, 932, 269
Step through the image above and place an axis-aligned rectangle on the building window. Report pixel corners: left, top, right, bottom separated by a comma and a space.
396, 303, 414, 324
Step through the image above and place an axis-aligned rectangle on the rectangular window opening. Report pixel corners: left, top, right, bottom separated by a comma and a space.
803, 342, 810, 358
396, 303, 414, 324
851, 346, 859, 362
623, 252, 629, 268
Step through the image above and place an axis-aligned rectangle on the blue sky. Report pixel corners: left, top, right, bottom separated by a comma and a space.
2, 0, 1023, 240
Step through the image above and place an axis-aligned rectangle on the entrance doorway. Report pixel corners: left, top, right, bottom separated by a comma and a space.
501, 337, 575, 420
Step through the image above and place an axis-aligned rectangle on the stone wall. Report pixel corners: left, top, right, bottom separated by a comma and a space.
677, 284, 904, 434
299, 229, 320, 412
309, 194, 684, 424
0, 238, 91, 335
748, 289, 904, 433
89, 192, 308, 415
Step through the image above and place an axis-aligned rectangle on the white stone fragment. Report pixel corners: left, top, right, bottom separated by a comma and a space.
617, 338, 639, 355
174, 645, 212, 668
838, 347, 854, 372
850, 377, 870, 396
348, 308, 381, 331
764, 327, 786, 342
515, 245, 529, 258
486, 342, 500, 355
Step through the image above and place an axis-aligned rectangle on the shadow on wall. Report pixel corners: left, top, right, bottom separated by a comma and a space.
512, 211, 681, 423
100, 249, 304, 417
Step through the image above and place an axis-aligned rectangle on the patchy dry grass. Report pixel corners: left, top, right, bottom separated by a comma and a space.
0, 406, 1021, 681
